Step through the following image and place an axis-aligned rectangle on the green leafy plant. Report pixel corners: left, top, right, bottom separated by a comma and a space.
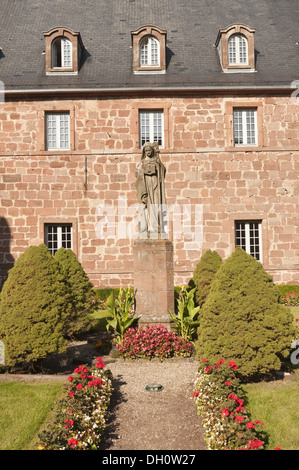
169, 286, 200, 340
105, 285, 137, 344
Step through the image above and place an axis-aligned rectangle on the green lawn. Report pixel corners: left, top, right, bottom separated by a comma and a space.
0, 381, 63, 450
245, 370, 299, 450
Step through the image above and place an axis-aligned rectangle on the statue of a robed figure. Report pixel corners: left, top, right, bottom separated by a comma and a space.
133, 141, 174, 329
135, 142, 167, 239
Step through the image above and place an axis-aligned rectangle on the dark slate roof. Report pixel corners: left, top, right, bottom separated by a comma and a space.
0, 0, 298, 91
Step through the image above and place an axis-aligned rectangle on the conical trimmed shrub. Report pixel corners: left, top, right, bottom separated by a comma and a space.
54, 247, 95, 338
0, 244, 69, 369
196, 248, 296, 380
193, 250, 222, 306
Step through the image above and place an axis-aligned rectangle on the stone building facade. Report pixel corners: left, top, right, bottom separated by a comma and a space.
0, 0, 298, 289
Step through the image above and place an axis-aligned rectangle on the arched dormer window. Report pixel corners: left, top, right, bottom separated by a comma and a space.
216, 24, 255, 72
131, 25, 167, 74
52, 37, 72, 68
140, 36, 160, 67
43, 27, 84, 74
228, 34, 248, 66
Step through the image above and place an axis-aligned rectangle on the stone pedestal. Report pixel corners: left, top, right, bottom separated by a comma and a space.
133, 239, 174, 329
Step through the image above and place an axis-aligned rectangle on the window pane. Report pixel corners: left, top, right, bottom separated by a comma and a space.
45, 224, 72, 256
140, 36, 159, 66
59, 113, 70, 148
235, 221, 246, 250
140, 38, 148, 66
153, 112, 163, 146
233, 109, 243, 145
46, 114, 57, 149
233, 108, 257, 146
246, 110, 256, 145
46, 112, 70, 150
139, 111, 150, 146
239, 36, 247, 64
62, 39, 72, 67
228, 36, 236, 64
150, 37, 159, 66
235, 220, 262, 262
139, 110, 163, 148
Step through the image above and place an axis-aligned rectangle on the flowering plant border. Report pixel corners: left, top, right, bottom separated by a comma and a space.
193, 359, 278, 450
38, 357, 113, 450
116, 324, 193, 361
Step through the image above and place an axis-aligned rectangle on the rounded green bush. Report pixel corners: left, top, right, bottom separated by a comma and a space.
54, 247, 95, 338
0, 244, 69, 369
196, 248, 296, 380
192, 250, 222, 306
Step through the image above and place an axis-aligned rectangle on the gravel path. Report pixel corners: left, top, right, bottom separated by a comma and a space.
99, 358, 207, 451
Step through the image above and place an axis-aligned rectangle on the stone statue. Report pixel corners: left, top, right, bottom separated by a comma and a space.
135, 142, 167, 238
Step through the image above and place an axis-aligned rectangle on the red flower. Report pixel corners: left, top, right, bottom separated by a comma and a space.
254, 420, 264, 426
217, 359, 224, 365
193, 392, 200, 398
235, 415, 244, 423
68, 391, 75, 398
247, 421, 255, 429
236, 405, 244, 412
274, 446, 281, 450
76, 383, 83, 389
64, 419, 74, 429
222, 407, 230, 417
68, 438, 78, 447
202, 359, 208, 363
205, 366, 212, 373
228, 361, 238, 370
67, 376, 74, 382
225, 381, 231, 386
248, 439, 263, 449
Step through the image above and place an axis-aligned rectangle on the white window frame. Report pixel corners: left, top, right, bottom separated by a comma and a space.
45, 112, 70, 150
235, 220, 263, 262
233, 108, 258, 146
52, 37, 72, 69
139, 110, 164, 148
228, 34, 248, 66
139, 36, 160, 67
44, 223, 73, 256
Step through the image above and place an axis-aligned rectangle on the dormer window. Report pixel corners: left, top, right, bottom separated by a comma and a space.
228, 34, 248, 66
140, 36, 160, 67
52, 37, 72, 68
131, 26, 167, 74
43, 27, 84, 74
216, 24, 255, 72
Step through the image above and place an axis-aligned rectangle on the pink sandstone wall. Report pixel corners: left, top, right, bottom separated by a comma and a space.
0, 95, 298, 288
